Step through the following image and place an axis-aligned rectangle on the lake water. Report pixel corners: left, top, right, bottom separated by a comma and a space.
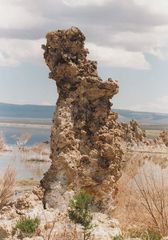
0, 150, 50, 180
0, 124, 51, 146
0, 119, 51, 192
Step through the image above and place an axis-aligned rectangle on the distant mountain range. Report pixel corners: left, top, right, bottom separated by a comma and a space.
116, 109, 168, 125
0, 102, 168, 125
0, 103, 55, 119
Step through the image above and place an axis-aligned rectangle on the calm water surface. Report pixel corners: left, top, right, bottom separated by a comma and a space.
0, 149, 50, 178
0, 125, 50, 146
0, 122, 51, 191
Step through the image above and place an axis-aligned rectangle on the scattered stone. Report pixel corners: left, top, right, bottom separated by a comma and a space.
0, 221, 11, 239
32, 186, 44, 201
92, 213, 121, 240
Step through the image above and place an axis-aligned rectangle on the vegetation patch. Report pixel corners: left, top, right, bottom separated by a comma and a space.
68, 190, 93, 240
16, 216, 40, 236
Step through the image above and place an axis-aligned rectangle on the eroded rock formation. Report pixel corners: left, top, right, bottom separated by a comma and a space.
159, 130, 168, 146
41, 27, 123, 210
121, 120, 147, 146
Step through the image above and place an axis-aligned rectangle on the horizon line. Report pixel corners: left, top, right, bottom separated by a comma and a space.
0, 101, 168, 115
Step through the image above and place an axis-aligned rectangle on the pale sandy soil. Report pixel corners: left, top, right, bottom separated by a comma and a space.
146, 129, 161, 139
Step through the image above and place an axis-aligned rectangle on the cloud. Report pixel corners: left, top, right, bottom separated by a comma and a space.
1, 0, 167, 38
87, 42, 150, 69
130, 96, 168, 113
0, 1, 46, 30
63, 0, 112, 7
134, 0, 168, 15
0, 0, 168, 67
0, 38, 44, 66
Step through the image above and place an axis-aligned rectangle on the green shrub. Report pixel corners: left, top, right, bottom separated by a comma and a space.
68, 190, 93, 240
16, 216, 40, 235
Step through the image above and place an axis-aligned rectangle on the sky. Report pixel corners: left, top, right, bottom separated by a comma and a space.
1, 0, 168, 113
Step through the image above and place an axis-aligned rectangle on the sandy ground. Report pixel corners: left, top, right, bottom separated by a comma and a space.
145, 129, 161, 139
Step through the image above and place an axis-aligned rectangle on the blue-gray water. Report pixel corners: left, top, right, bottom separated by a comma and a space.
0, 103, 53, 146
0, 117, 51, 188
0, 125, 51, 146
0, 151, 50, 180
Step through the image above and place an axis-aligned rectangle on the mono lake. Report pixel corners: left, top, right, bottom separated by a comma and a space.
0, 149, 50, 179
0, 119, 51, 192
0, 149, 50, 192
0, 125, 51, 146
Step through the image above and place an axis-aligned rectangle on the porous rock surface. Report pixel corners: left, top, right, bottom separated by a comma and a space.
121, 120, 147, 146
41, 27, 123, 210
159, 130, 168, 146
0, 188, 121, 239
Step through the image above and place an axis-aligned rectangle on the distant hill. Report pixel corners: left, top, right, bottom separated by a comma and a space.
0, 103, 55, 119
116, 109, 168, 125
0, 102, 168, 125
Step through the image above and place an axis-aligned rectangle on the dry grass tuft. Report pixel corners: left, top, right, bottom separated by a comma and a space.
12, 133, 31, 150
0, 132, 6, 151
0, 166, 16, 209
114, 154, 168, 236
31, 143, 49, 156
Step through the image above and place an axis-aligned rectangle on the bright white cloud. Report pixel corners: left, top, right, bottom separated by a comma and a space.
0, 38, 44, 66
0, 0, 168, 69
106, 26, 168, 61
134, 0, 168, 14
130, 96, 168, 113
0, 1, 45, 29
86, 42, 150, 70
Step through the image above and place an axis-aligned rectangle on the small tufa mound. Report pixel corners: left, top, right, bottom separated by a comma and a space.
159, 130, 168, 146
121, 120, 147, 145
41, 27, 123, 211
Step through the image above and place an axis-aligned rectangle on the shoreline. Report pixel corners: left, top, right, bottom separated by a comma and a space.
0, 120, 52, 129
0, 122, 51, 129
